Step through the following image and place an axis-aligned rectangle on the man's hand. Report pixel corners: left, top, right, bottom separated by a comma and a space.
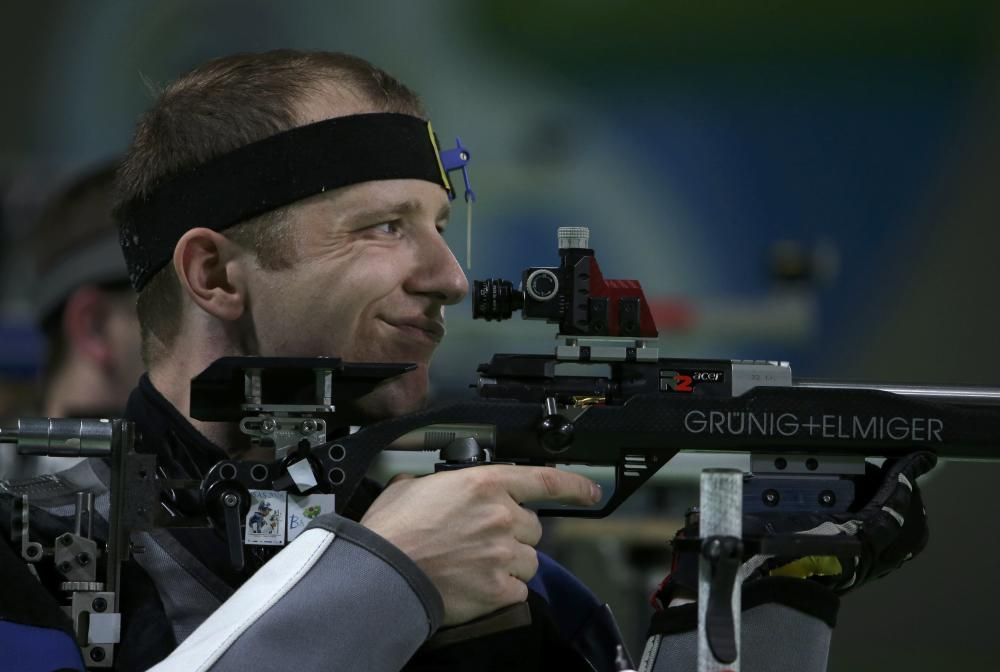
361, 465, 600, 626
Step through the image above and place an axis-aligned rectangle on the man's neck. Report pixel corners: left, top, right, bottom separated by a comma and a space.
148, 355, 275, 461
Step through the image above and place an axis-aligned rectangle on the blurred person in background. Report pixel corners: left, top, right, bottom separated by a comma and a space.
0, 163, 143, 479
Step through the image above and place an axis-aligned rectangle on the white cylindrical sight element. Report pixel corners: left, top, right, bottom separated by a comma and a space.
7, 418, 114, 456
557, 226, 590, 250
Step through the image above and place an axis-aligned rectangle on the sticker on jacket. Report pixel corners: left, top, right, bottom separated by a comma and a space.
245, 490, 287, 546
287, 494, 336, 542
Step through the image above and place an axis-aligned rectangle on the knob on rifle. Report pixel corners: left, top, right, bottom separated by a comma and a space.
435, 437, 493, 472
538, 397, 574, 454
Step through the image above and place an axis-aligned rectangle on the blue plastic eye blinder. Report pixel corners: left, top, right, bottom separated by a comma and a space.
439, 137, 476, 203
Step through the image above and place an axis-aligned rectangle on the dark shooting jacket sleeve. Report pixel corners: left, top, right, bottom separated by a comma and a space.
148, 513, 443, 672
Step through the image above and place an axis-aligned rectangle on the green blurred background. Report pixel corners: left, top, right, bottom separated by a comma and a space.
2, 2, 999, 668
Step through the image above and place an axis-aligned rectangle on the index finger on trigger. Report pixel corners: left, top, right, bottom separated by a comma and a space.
494, 466, 601, 506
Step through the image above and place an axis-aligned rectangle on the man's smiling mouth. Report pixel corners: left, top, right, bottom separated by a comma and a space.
381, 317, 445, 344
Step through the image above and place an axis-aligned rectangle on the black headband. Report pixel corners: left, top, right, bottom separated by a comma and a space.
117, 112, 453, 291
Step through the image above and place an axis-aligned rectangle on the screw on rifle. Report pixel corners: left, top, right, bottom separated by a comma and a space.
300, 419, 318, 435
819, 490, 836, 507
58, 561, 73, 573
223, 493, 239, 508
763, 489, 780, 507
92, 597, 108, 613
774, 457, 788, 470
76, 552, 91, 566
90, 647, 106, 662
806, 458, 819, 471
261, 418, 277, 434
59, 535, 73, 547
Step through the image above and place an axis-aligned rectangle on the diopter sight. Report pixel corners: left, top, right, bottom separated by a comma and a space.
472, 227, 658, 339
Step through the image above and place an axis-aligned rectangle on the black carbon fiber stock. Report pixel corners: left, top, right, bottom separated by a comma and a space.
325, 386, 1000, 515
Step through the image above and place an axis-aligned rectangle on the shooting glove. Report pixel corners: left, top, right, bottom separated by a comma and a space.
655, 451, 938, 606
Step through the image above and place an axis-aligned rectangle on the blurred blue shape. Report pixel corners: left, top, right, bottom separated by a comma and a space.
0, 323, 42, 379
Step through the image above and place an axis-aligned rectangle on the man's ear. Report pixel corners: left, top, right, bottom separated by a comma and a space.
173, 227, 249, 323
62, 286, 114, 366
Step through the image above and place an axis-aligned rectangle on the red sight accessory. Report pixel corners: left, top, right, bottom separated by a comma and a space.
472, 227, 658, 338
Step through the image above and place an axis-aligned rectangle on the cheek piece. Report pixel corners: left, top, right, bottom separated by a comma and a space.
116, 112, 475, 292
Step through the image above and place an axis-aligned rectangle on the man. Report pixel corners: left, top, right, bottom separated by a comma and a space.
0, 163, 143, 479
1, 50, 934, 672
110, 49, 614, 671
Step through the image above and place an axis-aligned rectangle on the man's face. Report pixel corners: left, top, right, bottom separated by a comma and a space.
241, 177, 468, 419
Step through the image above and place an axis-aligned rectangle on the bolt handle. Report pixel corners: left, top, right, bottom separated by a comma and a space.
538, 414, 575, 453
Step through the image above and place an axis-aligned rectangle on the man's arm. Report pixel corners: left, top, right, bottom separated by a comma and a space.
151, 465, 600, 671
149, 515, 442, 672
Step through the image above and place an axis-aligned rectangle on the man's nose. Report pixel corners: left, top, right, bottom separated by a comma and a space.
411, 230, 469, 305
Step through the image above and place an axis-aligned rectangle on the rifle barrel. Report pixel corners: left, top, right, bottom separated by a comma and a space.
794, 381, 1000, 407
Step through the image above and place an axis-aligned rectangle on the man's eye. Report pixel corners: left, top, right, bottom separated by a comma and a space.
372, 220, 401, 235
